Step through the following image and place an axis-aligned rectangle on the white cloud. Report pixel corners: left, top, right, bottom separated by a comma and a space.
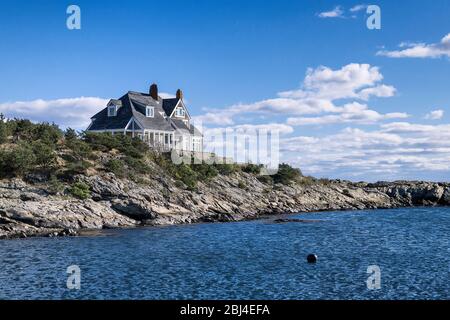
0, 97, 109, 129
357, 84, 397, 101
350, 4, 367, 12
282, 123, 450, 180
318, 6, 344, 18
287, 103, 408, 126
192, 111, 234, 126
425, 109, 444, 120
280, 63, 396, 101
204, 123, 294, 136
159, 92, 176, 99
377, 33, 450, 59
197, 63, 399, 126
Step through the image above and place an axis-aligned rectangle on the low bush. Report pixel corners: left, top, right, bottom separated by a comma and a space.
170, 164, 198, 190
68, 182, 91, 200
124, 156, 151, 175
272, 163, 302, 185
242, 163, 263, 175
105, 159, 127, 178
65, 139, 93, 161
257, 175, 273, 185
297, 176, 316, 186
31, 141, 57, 168
62, 160, 92, 176
64, 128, 78, 141
47, 175, 65, 195
0, 144, 36, 178
0, 117, 7, 144
215, 163, 239, 176
83, 133, 148, 158
238, 181, 247, 189
192, 162, 218, 182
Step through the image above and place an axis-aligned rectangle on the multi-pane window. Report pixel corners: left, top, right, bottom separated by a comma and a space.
175, 107, 185, 117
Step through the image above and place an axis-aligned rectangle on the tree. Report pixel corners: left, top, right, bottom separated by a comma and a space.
0, 116, 7, 144
31, 141, 57, 168
0, 144, 36, 177
64, 128, 78, 141
272, 163, 303, 185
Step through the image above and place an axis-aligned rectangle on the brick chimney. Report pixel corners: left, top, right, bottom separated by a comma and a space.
149, 83, 158, 100
176, 89, 183, 100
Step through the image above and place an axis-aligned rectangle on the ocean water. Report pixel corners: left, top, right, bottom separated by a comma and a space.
0, 207, 449, 300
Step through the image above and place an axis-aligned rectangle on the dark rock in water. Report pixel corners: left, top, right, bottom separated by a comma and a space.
111, 200, 156, 221
307, 254, 318, 263
273, 218, 322, 224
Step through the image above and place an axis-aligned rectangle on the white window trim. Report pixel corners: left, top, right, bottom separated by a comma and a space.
169, 100, 191, 119
146, 106, 155, 118
175, 107, 185, 118
108, 105, 117, 117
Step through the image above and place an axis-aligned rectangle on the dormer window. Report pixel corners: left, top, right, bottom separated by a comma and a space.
175, 107, 185, 117
146, 106, 154, 118
108, 105, 117, 117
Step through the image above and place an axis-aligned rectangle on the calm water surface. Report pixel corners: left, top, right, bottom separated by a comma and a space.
0, 207, 449, 300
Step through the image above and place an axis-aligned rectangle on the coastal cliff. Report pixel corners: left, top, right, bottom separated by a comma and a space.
1, 120, 449, 239
1, 172, 449, 239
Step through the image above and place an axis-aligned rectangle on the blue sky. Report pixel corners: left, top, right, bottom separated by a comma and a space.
0, 0, 449, 181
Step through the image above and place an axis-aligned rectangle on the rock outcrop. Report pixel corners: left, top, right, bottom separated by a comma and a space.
1, 173, 449, 239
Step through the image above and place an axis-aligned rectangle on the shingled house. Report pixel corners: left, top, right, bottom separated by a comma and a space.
87, 84, 203, 152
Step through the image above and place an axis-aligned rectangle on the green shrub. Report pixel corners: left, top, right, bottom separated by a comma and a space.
172, 164, 198, 190
242, 163, 262, 175
83, 133, 148, 158
11, 119, 34, 141
297, 176, 316, 186
0, 144, 36, 177
215, 163, 239, 175
32, 123, 62, 145
238, 181, 247, 189
64, 128, 78, 141
63, 160, 92, 176
318, 178, 332, 186
82, 132, 120, 151
257, 175, 273, 184
174, 180, 185, 189
47, 175, 65, 195
69, 182, 91, 200
10, 120, 62, 145
192, 162, 218, 181
65, 138, 93, 160
272, 163, 302, 185
0, 118, 7, 144
124, 156, 151, 174
31, 141, 57, 168
105, 159, 127, 178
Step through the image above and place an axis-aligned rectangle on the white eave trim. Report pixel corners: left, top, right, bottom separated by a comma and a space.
124, 116, 145, 131
169, 99, 191, 120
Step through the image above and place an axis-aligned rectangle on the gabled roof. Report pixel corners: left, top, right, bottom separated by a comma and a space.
88, 94, 133, 131
88, 91, 198, 133
162, 98, 180, 117
88, 91, 202, 136
127, 92, 173, 131
108, 99, 122, 106
170, 119, 203, 136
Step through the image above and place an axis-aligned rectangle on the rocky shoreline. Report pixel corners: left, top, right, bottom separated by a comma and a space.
1, 172, 449, 239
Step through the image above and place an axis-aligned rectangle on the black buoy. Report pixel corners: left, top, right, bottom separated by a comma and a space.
307, 254, 318, 264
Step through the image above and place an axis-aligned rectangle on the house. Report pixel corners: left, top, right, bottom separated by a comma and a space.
87, 84, 203, 152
